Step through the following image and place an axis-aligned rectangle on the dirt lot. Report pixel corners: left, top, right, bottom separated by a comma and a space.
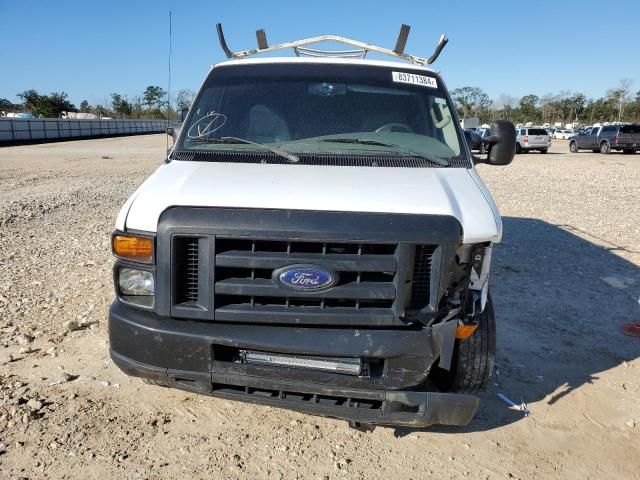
0, 135, 639, 479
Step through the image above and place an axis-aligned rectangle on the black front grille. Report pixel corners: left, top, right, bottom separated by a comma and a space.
171, 150, 471, 168
172, 236, 436, 326
213, 238, 399, 324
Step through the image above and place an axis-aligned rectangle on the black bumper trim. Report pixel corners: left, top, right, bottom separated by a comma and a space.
108, 300, 439, 387
111, 349, 479, 427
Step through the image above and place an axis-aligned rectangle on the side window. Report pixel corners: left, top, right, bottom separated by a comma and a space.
591, 127, 600, 135
520, 129, 526, 135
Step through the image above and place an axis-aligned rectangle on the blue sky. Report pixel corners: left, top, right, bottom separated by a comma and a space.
1, 0, 639, 107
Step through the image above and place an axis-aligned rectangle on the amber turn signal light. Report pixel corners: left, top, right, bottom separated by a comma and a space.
112, 235, 154, 263
455, 323, 478, 340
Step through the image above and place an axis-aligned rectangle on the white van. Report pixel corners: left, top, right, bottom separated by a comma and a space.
108, 24, 516, 429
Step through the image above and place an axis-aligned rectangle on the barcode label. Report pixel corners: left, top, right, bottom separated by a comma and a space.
392, 71, 438, 88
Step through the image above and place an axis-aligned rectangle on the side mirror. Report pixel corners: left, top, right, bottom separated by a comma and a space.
481, 120, 515, 166
166, 126, 180, 142
180, 107, 189, 122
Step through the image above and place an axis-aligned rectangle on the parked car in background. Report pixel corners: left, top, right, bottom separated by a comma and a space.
463, 128, 482, 152
569, 124, 640, 154
553, 129, 574, 140
515, 127, 551, 153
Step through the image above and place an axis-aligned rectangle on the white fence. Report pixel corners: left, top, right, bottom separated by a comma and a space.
0, 118, 167, 144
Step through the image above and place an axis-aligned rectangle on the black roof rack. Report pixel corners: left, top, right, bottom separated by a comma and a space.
216, 23, 448, 66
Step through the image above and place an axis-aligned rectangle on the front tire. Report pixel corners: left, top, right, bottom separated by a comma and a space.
515, 143, 522, 154
570, 141, 579, 153
540, 149, 548, 154
600, 141, 611, 154
430, 296, 496, 394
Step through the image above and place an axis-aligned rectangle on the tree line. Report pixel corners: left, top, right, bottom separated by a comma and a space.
3, 79, 639, 126
0, 87, 195, 119
452, 79, 640, 126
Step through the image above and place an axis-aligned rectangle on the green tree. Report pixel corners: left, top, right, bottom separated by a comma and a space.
451, 87, 492, 119
518, 94, 539, 122
0, 98, 21, 113
143, 86, 167, 109
17, 90, 75, 117
175, 88, 195, 110
565, 93, 588, 122
585, 98, 615, 124
110, 93, 132, 117
79, 100, 91, 113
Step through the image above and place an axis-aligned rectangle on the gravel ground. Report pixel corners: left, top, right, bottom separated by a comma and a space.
0, 135, 638, 479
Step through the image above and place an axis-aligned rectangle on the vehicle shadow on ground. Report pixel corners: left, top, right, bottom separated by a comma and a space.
393, 216, 640, 437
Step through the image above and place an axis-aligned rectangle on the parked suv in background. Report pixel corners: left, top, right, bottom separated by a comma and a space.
516, 127, 551, 154
569, 124, 640, 154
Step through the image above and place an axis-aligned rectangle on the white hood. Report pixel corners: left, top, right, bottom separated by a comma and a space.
118, 161, 502, 244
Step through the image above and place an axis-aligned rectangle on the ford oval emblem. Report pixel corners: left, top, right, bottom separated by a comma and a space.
276, 265, 337, 291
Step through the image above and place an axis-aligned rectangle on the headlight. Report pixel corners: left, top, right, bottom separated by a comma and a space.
118, 268, 155, 296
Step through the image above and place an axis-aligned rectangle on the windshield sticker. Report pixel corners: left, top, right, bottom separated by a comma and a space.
187, 111, 227, 139
392, 72, 438, 88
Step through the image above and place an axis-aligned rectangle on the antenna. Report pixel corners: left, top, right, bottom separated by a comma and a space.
166, 11, 172, 152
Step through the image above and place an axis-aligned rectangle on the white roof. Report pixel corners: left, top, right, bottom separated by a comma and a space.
213, 56, 438, 73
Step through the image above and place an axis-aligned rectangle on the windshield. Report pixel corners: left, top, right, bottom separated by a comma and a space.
176, 63, 468, 168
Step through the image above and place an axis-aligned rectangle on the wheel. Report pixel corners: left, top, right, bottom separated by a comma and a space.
592, 149, 599, 153
479, 142, 486, 154
430, 295, 496, 394
623, 149, 635, 154
600, 141, 611, 154
540, 149, 548, 154
569, 142, 579, 153
515, 143, 522, 154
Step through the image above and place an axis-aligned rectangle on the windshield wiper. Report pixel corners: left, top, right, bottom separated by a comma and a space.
191, 136, 299, 163
319, 138, 449, 166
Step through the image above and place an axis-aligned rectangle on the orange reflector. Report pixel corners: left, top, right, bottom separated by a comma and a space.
456, 323, 478, 340
112, 235, 153, 263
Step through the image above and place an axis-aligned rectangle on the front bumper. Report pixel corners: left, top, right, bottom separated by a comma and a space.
109, 300, 479, 427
